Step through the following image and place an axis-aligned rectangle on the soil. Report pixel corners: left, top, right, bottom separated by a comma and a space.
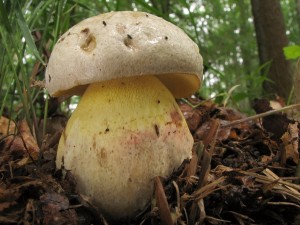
0, 98, 299, 225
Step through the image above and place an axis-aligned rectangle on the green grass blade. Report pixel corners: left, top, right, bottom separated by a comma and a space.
15, 3, 46, 65
177, 0, 201, 45
134, 0, 165, 18
0, 0, 12, 33
0, 29, 30, 122
100, 0, 111, 11
0, 80, 12, 118
29, 0, 53, 29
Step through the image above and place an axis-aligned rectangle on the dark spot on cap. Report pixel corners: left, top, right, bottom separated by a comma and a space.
81, 28, 90, 34
154, 124, 159, 137
146, 14, 149, 17
124, 38, 133, 48
100, 148, 107, 159
59, 37, 65, 43
80, 34, 96, 52
48, 74, 51, 82
127, 34, 132, 39
103, 21, 107, 26
157, 99, 160, 104
165, 36, 168, 40
105, 128, 109, 133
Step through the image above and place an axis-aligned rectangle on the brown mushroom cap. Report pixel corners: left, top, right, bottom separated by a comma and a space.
45, 11, 203, 98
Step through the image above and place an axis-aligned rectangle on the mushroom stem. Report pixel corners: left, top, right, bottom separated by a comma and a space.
56, 75, 193, 219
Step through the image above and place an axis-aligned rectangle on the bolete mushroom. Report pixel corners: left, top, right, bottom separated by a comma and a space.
45, 11, 203, 220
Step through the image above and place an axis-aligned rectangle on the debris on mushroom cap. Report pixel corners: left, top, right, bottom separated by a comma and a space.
45, 11, 203, 98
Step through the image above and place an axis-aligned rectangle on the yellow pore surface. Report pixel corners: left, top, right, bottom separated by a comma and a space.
56, 75, 193, 219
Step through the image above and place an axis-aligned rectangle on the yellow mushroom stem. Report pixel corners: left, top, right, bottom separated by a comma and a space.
56, 75, 193, 219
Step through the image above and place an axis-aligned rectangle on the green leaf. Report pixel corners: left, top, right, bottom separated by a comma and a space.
283, 45, 300, 60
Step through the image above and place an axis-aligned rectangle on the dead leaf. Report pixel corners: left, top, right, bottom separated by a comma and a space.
0, 214, 20, 224
261, 154, 273, 163
217, 107, 247, 121
281, 123, 299, 164
42, 206, 77, 225
18, 120, 40, 159
0, 116, 15, 136
0, 201, 17, 211
0, 186, 21, 202
40, 193, 69, 211
3, 120, 39, 160
179, 104, 202, 132
253, 99, 292, 140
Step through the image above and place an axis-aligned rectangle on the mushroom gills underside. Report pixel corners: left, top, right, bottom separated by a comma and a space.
56, 75, 193, 219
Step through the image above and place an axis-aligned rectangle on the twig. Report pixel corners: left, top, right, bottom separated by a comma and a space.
221, 103, 300, 128
267, 201, 300, 209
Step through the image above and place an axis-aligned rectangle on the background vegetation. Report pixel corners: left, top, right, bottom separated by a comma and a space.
0, 0, 299, 136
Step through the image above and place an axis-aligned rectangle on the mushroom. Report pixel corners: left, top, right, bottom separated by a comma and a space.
45, 11, 203, 220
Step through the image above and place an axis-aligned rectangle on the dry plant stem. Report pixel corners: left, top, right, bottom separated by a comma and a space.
227, 211, 255, 222
263, 169, 300, 195
221, 102, 300, 128
193, 177, 226, 201
186, 151, 199, 177
197, 199, 206, 225
19, 134, 37, 166
242, 170, 300, 191
240, 169, 300, 203
154, 177, 173, 225
188, 119, 220, 225
184, 142, 204, 191
267, 201, 300, 209
297, 162, 300, 179
205, 216, 231, 224
172, 181, 181, 210
198, 119, 220, 187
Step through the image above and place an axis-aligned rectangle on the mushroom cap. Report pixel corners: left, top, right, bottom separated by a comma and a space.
45, 11, 203, 98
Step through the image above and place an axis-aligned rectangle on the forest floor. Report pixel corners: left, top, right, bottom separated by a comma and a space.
0, 98, 300, 225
